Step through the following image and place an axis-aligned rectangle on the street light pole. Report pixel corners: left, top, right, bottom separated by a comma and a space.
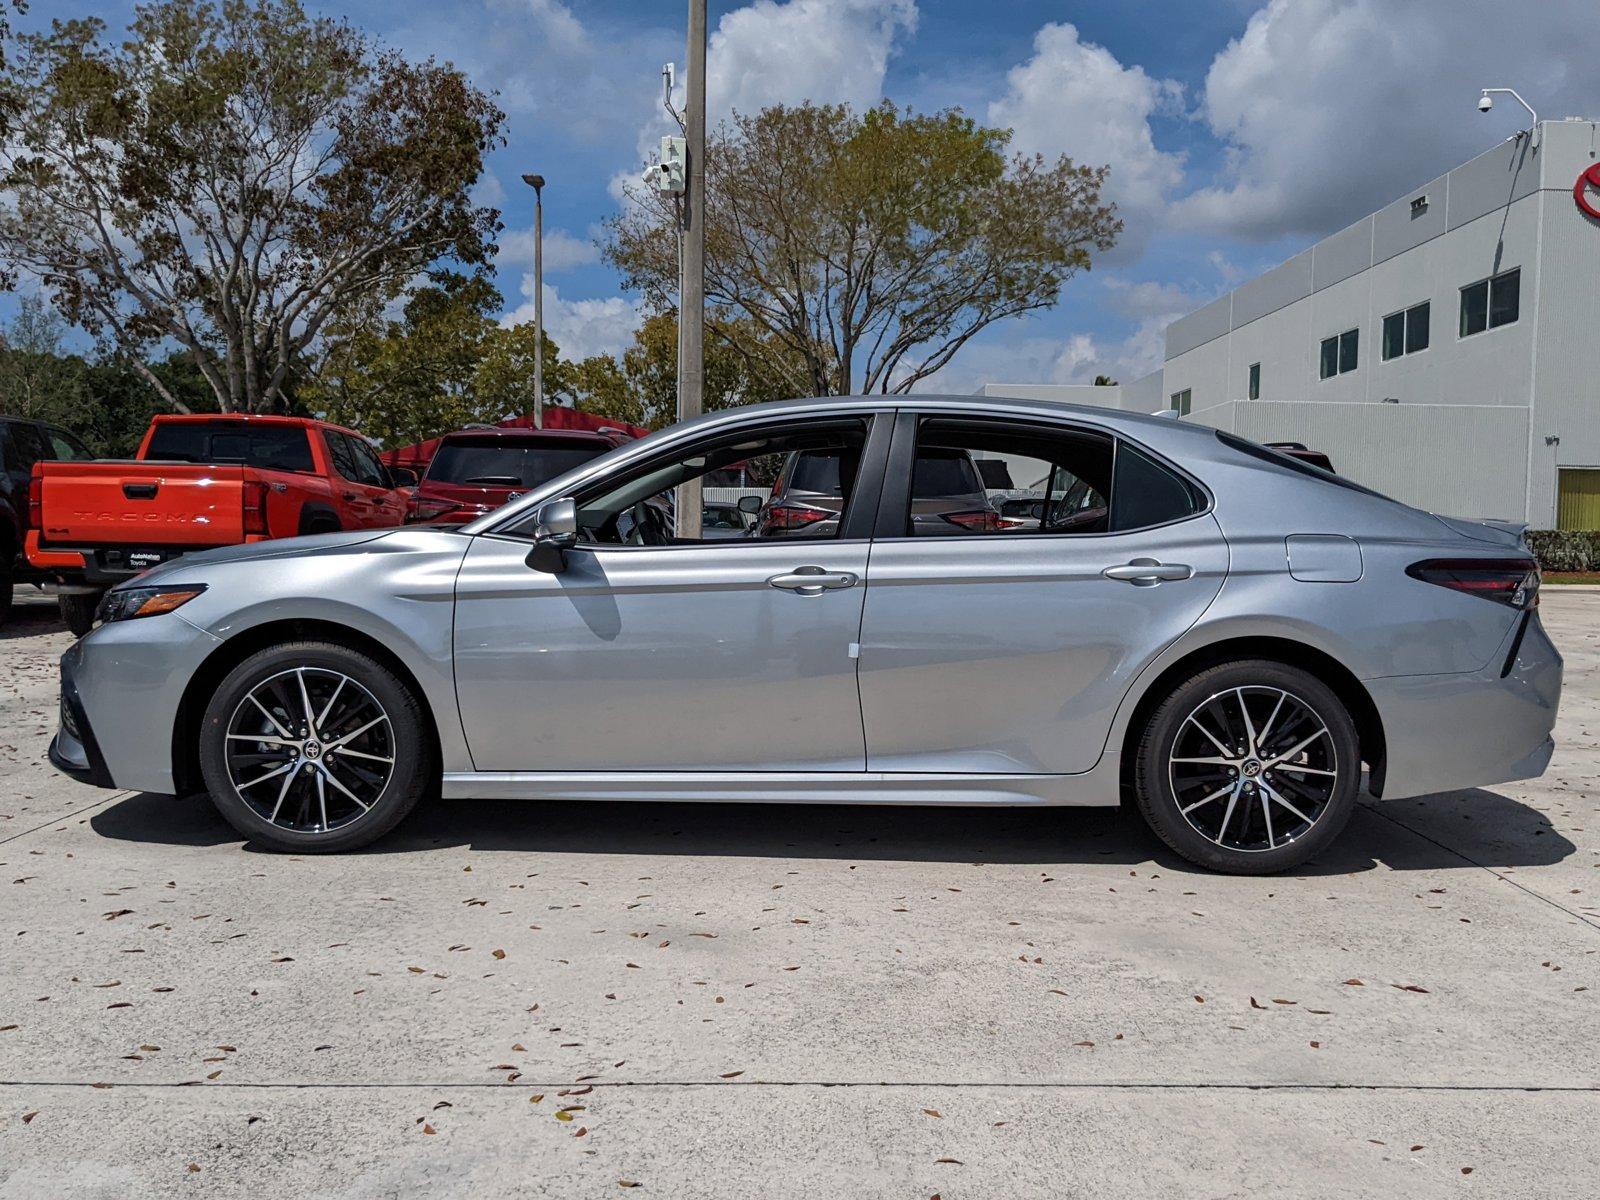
521, 172, 546, 429
676, 0, 706, 540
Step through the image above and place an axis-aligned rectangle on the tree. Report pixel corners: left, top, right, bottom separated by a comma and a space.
0, 295, 87, 425
0, 0, 503, 414
571, 311, 801, 430
304, 273, 568, 448
606, 102, 1120, 397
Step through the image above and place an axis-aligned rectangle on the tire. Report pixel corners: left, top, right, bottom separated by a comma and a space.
1132, 659, 1360, 875
58, 592, 99, 638
198, 640, 435, 853
0, 555, 13, 627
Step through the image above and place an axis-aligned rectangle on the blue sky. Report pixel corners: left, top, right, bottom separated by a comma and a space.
14, 0, 1599, 392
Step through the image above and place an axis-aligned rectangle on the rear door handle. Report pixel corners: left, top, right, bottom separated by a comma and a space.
767, 566, 858, 595
1102, 558, 1193, 585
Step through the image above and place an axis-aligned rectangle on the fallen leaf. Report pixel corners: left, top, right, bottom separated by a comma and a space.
923, 1109, 942, 1118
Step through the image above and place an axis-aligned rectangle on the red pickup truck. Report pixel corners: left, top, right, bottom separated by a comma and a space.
28, 414, 413, 634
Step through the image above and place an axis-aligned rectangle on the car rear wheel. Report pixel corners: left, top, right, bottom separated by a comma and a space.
198, 640, 434, 853
1133, 660, 1360, 874
58, 592, 98, 638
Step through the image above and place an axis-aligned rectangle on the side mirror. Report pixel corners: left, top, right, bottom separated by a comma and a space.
388, 466, 419, 489
737, 494, 763, 515
526, 496, 578, 574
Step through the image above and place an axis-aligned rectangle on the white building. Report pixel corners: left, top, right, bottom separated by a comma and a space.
986, 118, 1600, 528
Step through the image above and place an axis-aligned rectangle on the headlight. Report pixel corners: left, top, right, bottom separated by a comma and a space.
95, 584, 208, 624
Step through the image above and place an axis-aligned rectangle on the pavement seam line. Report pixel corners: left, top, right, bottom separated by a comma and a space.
1357, 801, 1600, 935
0, 790, 132, 847
1, 1081, 1598, 1093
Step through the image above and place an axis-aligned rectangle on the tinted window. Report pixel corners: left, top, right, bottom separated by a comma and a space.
1247, 362, 1260, 401
47, 430, 89, 460
147, 423, 313, 472
1319, 336, 1338, 380
1338, 328, 1358, 373
426, 439, 605, 489
786, 450, 844, 494
5, 421, 47, 470
345, 435, 388, 487
911, 449, 982, 498
1110, 443, 1201, 531
1490, 268, 1519, 328
1460, 278, 1489, 336
1382, 311, 1405, 361
322, 430, 360, 482
1405, 302, 1430, 353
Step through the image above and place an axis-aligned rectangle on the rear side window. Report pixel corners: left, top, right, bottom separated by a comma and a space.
147, 423, 314, 472
1110, 443, 1203, 531
322, 430, 360, 482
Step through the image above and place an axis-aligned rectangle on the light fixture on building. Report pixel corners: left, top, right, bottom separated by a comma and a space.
1381, 397, 1400, 404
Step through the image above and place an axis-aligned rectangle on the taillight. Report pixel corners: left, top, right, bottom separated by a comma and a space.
941, 509, 1002, 532
28, 468, 43, 529
243, 480, 270, 537
1407, 558, 1539, 609
765, 504, 834, 532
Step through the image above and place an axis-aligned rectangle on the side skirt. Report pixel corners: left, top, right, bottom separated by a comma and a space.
441, 759, 1122, 807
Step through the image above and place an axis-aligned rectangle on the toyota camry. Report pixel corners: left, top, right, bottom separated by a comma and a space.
48, 396, 1560, 874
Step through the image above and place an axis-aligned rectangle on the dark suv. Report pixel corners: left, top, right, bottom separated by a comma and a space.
0, 415, 90, 626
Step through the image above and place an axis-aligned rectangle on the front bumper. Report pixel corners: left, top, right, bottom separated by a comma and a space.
1368, 609, 1563, 800
47, 612, 222, 795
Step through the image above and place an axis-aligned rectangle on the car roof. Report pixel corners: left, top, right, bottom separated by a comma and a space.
437, 427, 619, 444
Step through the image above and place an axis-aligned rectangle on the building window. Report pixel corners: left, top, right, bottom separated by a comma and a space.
1247, 362, 1260, 400
1169, 389, 1191, 417
1460, 268, 1520, 337
1382, 301, 1431, 361
1319, 328, 1358, 379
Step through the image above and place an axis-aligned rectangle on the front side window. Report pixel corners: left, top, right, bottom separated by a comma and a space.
549, 418, 872, 546
345, 435, 389, 488
1319, 329, 1358, 379
1461, 268, 1519, 337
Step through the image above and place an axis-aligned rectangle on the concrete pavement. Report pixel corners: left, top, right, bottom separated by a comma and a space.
1, 584, 1596, 1197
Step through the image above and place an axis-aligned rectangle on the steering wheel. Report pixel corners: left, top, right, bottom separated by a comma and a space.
624, 501, 670, 546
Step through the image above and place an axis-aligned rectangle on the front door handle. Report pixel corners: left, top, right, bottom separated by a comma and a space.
1102, 558, 1193, 585
767, 565, 858, 595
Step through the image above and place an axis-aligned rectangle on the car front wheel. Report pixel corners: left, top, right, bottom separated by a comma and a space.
1133, 660, 1360, 874
198, 640, 434, 853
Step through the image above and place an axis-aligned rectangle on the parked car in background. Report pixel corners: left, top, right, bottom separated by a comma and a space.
1, 414, 92, 627
406, 427, 628, 525
27, 414, 413, 635
753, 443, 998, 537
1264, 442, 1336, 473
48, 395, 1558, 873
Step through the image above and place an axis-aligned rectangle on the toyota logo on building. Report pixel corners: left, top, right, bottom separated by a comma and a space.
1576, 162, 1600, 221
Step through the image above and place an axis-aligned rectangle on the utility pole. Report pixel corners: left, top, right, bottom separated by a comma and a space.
676, 0, 706, 539
521, 173, 546, 428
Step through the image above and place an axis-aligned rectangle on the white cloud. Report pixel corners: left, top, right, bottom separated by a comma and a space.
708, 0, 918, 120
1183, 0, 1599, 240
495, 226, 601, 274
502, 278, 642, 362
987, 23, 1184, 262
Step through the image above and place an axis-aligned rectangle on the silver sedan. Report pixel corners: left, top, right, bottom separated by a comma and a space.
48, 396, 1560, 874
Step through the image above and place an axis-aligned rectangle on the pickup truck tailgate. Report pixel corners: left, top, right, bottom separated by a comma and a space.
35, 460, 252, 546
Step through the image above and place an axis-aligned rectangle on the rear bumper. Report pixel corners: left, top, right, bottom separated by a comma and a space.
1367, 610, 1562, 800
27, 531, 226, 587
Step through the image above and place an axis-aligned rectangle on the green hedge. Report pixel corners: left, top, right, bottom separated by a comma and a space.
1527, 529, 1600, 573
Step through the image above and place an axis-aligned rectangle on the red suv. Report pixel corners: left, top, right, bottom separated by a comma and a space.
406, 427, 629, 524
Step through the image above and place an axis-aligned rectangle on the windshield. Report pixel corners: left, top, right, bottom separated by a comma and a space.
426, 440, 606, 488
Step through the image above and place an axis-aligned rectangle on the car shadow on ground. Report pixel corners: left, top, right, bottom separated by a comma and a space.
0, 591, 65, 641
88, 786, 1575, 876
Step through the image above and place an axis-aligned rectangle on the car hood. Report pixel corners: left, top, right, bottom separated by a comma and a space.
125, 529, 399, 586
